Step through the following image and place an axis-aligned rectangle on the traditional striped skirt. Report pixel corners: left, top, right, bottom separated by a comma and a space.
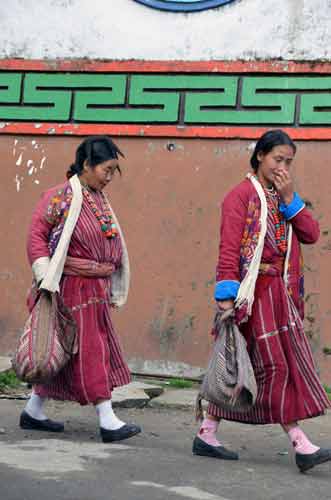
34, 275, 131, 405
208, 274, 331, 424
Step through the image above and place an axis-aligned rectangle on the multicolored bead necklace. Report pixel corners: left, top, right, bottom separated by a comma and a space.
264, 186, 287, 254
82, 187, 117, 239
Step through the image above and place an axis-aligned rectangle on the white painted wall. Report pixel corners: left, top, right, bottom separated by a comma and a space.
0, 0, 330, 61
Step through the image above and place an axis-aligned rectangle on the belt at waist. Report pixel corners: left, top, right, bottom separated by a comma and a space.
259, 258, 285, 276
63, 256, 114, 278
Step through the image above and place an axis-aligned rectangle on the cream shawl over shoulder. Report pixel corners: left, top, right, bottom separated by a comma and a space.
37, 174, 130, 307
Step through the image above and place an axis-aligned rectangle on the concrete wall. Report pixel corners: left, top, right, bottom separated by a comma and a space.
1, 135, 331, 382
0, 0, 330, 61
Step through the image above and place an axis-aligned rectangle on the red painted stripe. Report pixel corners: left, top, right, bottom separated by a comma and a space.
0, 122, 330, 140
1, 59, 331, 73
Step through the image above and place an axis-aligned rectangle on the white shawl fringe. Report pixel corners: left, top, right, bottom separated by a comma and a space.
235, 174, 292, 315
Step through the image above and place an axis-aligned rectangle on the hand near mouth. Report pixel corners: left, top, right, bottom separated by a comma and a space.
274, 168, 294, 205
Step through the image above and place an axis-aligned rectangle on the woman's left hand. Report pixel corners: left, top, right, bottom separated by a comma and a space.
274, 168, 294, 205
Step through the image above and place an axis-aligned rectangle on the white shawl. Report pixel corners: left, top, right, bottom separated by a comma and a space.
235, 173, 292, 315
32, 174, 130, 308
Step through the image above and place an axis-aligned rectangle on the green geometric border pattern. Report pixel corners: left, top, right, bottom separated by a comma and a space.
0, 72, 330, 125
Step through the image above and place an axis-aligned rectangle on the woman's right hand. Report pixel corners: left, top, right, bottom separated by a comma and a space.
217, 299, 234, 311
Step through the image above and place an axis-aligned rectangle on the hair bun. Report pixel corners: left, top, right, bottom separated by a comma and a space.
66, 163, 78, 179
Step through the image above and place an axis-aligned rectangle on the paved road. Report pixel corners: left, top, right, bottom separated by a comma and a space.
1, 399, 331, 500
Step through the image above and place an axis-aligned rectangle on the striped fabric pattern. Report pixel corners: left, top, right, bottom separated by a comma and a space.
208, 279, 331, 424
12, 290, 77, 384
209, 192, 330, 424
34, 190, 131, 405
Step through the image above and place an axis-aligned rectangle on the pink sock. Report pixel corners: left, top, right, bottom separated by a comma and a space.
288, 427, 320, 455
198, 418, 222, 447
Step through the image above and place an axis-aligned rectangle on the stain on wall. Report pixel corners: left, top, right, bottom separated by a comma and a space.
0, 135, 330, 383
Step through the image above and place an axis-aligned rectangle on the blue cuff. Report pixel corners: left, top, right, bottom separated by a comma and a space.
214, 280, 240, 301
279, 192, 305, 220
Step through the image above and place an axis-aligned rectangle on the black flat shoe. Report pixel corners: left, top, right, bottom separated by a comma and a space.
100, 423, 142, 443
192, 436, 239, 460
19, 410, 64, 433
296, 448, 331, 473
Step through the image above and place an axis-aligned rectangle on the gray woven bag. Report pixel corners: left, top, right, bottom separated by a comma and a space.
196, 309, 257, 419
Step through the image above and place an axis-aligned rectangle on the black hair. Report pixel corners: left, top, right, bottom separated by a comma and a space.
250, 129, 296, 172
66, 136, 124, 179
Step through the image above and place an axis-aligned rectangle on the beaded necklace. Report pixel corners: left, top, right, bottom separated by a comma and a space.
264, 186, 287, 254
82, 187, 117, 239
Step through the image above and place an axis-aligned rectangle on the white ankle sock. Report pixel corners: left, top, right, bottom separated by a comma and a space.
25, 391, 48, 421
96, 400, 125, 430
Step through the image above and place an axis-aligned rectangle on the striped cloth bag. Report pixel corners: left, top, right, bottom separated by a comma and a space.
196, 309, 257, 419
12, 289, 77, 384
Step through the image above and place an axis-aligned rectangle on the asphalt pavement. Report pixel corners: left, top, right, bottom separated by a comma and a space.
1, 395, 331, 500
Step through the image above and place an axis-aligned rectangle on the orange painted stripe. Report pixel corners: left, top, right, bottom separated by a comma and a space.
0, 122, 330, 140
0, 59, 331, 73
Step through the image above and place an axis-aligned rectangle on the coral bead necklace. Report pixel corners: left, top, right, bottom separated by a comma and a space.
264, 186, 287, 254
82, 187, 117, 239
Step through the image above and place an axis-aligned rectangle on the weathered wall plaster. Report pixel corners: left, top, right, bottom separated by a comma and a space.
0, 0, 330, 61
1, 136, 331, 383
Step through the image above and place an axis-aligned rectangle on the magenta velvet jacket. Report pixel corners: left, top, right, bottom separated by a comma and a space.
214, 178, 319, 320
27, 182, 73, 267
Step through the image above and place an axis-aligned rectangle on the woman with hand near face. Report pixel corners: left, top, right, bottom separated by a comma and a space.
193, 130, 331, 472
20, 136, 141, 443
